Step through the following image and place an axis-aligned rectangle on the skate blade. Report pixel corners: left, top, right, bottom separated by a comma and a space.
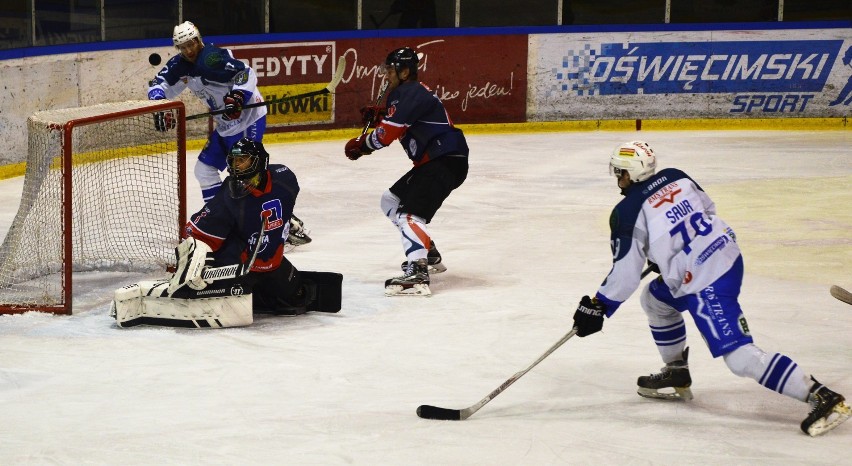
385, 283, 432, 297
806, 401, 851, 436
637, 386, 694, 401
429, 263, 447, 274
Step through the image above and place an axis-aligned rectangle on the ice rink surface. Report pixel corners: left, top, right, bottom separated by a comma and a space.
0, 130, 850, 465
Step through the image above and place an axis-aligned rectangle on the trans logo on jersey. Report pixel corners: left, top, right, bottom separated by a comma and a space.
554, 40, 842, 97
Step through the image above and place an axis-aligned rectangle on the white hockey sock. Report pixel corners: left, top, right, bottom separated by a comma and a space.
396, 212, 430, 262
640, 284, 687, 363
723, 344, 811, 402
195, 161, 223, 202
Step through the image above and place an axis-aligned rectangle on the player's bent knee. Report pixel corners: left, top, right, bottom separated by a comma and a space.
640, 282, 677, 319
380, 190, 401, 223
194, 160, 222, 188
723, 343, 766, 379
111, 280, 253, 328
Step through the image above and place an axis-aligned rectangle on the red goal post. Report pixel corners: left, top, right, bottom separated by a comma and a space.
0, 100, 187, 315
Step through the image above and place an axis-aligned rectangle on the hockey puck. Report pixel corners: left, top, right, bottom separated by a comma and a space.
148, 53, 162, 66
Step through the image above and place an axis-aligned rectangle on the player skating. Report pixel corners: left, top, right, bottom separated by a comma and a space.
147, 20, 310, 249
111, 139, 341, 327
570, 141, 850, 436
344, 47, 469, 297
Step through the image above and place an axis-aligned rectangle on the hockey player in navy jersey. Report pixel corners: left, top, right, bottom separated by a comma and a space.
344, 47, 469, 297
148, 21, 310, 249
571, 141, 850, 436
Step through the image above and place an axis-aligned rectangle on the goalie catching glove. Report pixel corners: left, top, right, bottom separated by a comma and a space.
167, 237, 214, 295
573, 295, 607, 337
222, 90, 245, 120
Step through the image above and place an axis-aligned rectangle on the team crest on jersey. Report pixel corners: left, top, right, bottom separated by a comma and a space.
234, 70, 249, 86
204, 53, 223, 68
386, 105, 397, 118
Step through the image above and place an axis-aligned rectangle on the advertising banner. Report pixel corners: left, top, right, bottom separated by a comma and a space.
529, 29, 852, 120
226, 35, 528, 132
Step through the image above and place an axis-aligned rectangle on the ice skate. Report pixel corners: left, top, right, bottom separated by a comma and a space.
285, 215, 312, 251
386, 259, 431, 297
400, 242, 446, 274
801, 377, 851, 436
637, 347, 693, 401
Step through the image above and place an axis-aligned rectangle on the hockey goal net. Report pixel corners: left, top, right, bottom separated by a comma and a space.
0, 100, 187, 315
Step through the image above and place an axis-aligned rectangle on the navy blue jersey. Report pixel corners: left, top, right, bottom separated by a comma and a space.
365, 81, 468, 166
185, 164, 299, 272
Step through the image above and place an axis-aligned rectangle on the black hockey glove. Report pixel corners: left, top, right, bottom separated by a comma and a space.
222, 90, 245, 121
573, 295, 606, 337
154, 110, 176, 132
359, 105, 387, 128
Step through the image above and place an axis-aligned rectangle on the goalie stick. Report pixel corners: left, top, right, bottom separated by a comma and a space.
830, 285, 852, 305
416, 264, 656, 421
187, 56, 346, 121
200, 218, 267, 282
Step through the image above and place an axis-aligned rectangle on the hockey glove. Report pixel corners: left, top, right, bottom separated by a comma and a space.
573, 295, 606, 337
345, 137, 373, 160
222, 90, 245, 121
359, 105, 387, 129
154, 110, 176, 132
168, 237, 214, 295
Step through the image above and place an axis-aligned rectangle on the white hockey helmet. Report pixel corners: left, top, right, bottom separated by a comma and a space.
609, 141, 657, 182
173, 21, 202, 47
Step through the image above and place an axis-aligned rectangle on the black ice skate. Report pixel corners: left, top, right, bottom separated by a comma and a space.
386, 258, 431, 297
399, 242, 447, 274
801, 377, 851, 436
285, 215, 312, 251
637, 347, 693, 401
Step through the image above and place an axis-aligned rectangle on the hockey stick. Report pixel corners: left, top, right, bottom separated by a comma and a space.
357, 79, 391, 139
416, 328, 579, 421
417, 265, 656, 421
200, 218, 267, 282
186, 56, 347, 121
830, 285, 852, 305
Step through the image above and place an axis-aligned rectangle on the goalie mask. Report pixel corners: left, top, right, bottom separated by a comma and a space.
173, 21, 202, 47
609, 141, 657, 182
385, 47, 419, 80
227, 138, 269, 198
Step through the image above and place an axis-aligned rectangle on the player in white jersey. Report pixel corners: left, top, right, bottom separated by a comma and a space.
570, 141, 850, 436
148, 21, 310, 248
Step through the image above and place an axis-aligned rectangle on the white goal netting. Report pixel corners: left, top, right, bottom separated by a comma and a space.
0, 100, 186, 314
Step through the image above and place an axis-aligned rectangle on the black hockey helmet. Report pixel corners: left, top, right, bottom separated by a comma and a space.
227, 138, 269, 197
385, 47, 419, 80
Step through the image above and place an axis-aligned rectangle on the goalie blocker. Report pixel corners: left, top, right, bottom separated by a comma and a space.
111, 270, 342, 328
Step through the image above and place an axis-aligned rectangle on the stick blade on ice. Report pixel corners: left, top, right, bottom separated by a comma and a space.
416, 405, 462, 421
830, 285, 852, 305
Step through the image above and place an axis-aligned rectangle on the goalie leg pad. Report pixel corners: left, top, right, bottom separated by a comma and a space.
301, 271, 343, 313
112, 280, 252, 328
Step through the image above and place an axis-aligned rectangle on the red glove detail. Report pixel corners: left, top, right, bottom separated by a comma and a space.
222, 90, 245, 121
345, 137, 373, 161
359, 105, 387, 129
154, 111, 176, 132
